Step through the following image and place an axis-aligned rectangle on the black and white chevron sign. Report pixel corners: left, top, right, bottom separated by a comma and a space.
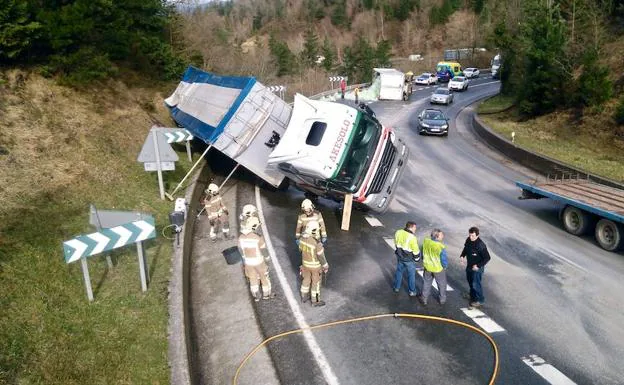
268, 85, 285, 93
63, 217, 156, 264
329, 76, 347, 82
163, 129, 193, 143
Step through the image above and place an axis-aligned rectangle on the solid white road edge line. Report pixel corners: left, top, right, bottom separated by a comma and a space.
521, 354, 578, 385
255, 185, 341, 385
460, 307, 505, 333
364, 216, 383, 227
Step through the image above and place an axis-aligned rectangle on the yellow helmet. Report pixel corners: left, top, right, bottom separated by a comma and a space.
304, 220, 320, 237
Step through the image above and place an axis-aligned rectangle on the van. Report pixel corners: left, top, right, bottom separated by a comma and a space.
436, 61, 462, 82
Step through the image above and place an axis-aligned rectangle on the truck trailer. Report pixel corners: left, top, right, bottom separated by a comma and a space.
165, 66, 409, 213
517, 177, 624, 251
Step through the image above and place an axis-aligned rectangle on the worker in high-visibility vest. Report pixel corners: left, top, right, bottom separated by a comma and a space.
420, 228, 448, 306
393, 221, 421, 297
295, 199, 327, 245
299, 221, 329, 307
238, 217, 273, 301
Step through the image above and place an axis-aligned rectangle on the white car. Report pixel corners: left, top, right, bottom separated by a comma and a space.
414, 72, 438, 85
463, 68, 480, 79
448, 76, 469, 91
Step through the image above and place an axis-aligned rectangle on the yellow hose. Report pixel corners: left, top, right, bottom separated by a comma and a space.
233, 313, 499, 384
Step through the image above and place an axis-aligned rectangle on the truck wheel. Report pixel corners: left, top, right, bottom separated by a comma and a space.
595, 219, 623, 251
562, 206, 592, 235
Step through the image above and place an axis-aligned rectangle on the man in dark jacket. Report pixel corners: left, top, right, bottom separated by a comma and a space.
460, 226, 491, 307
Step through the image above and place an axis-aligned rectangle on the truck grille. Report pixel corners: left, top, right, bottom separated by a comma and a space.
367, 139, 397, 195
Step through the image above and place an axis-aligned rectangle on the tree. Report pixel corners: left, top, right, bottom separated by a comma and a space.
574, 48, 612, 108
269, 33, 296, 76
321, 37, 335, 72
331, 0, 349, 28
517, 1, 571, 117
301, 26, 319, 67
375, 40, 392, 68
0, 0, 41, 61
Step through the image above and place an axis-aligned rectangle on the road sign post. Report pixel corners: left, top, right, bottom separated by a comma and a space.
152, 129, 165, 200
138, 126, 181, 199
63, 216, 156, 301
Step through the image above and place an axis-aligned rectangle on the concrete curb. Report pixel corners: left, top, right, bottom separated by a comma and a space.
168, 160, 208, 385
472, 111, 624, 189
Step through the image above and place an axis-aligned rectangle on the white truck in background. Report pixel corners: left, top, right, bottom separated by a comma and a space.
165, 67, 409, 213
491, 54, 502, 79
373, 68, 411, 101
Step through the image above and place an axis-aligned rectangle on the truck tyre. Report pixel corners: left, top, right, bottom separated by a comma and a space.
595, 219, 623, 251
562, 206, 592, 235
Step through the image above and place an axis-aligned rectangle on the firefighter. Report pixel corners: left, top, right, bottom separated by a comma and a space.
239, 204, 259, 233
299, 221, 329, 307
238, 216, 273, 301
202, 183, 230, 242
295, 199, 327, 245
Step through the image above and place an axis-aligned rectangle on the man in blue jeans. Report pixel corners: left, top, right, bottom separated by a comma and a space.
393, 221, 421, 297
460, 226, 491, 307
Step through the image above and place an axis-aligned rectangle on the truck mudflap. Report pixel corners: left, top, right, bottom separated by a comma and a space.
360, 135, 409, 213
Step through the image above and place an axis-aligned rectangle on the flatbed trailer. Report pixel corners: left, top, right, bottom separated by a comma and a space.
517, 178, 624, 251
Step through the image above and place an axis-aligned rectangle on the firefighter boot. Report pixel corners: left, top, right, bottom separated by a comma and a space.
312, 293, 326, 307
301, 293, 309, 303
253, 291, 261, 302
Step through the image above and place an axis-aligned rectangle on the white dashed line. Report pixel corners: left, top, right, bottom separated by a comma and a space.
522, 355, 578, 385
365, 216, 383, 227
416, 270, 454, 291
460, 307, 505, 333
255, 186, 341, 385
383, 237, 395, 249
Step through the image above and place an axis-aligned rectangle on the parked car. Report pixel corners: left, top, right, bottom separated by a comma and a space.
414, 72, 438, 85
430, 88, 454, 105
448, 76, 469, 91
463, 68, 480, 78
417, 108, 449, 136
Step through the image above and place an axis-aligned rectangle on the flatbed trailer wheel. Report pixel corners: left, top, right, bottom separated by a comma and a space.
561, 206, 592, 235
595, 219, 623, 251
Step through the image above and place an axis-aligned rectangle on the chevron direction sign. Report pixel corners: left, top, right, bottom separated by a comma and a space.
160, 128, 193, 144
329, 76, 347, 82
267, 85, 285, 92
63, 217, 156, 264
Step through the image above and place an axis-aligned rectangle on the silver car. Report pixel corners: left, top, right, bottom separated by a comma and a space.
430, 88, 454, 105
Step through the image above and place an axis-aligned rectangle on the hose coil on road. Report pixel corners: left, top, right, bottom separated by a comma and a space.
233, 313, 499, 385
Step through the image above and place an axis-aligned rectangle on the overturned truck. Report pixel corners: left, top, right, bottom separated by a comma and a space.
165, 67, 408, 212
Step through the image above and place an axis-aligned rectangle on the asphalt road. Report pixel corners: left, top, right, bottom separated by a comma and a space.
231, 77, 624, 385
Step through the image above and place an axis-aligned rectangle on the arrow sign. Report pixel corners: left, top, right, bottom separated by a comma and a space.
63, 217, 156, 264
162, 129, 193, 143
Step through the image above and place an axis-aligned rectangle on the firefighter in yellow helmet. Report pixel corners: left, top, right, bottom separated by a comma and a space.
238, 216, 273, 301
296, 199, 327, 246
202, 183, 230, 242
299, 220, 329, 307
239, 204, 259, 234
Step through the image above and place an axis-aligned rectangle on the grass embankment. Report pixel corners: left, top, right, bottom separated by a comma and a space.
0, 70, 191, 384
478, 96, 624, 182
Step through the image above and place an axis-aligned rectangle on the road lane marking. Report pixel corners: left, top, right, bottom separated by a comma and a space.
470, 80, 500, 88
521, 355, 578, 385
365, 216, 383, 227
416, 270, 454, 291
255, 186, 340, 385
460, 307, 505, 333
383, 237, 395, 249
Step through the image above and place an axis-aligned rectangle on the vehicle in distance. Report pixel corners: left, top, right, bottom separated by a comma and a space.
491, 54, 502, 79
430, 88, 454, 105
417, 109, 449, 136
517, 177, 624, 251
414, 72, 438, 85
463, 68, 480, 79
448, 76, 469, 91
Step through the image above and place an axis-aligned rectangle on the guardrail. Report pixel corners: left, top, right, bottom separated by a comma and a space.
472, 110, 624, 190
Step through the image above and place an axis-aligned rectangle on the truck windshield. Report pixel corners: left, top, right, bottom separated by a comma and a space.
331, 112, 382, 192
